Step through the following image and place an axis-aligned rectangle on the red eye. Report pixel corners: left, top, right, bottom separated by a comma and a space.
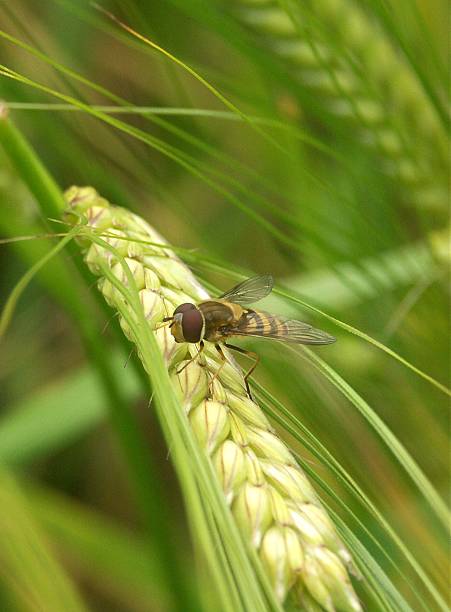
181, 308, 204, 343
174, 302, 196, 315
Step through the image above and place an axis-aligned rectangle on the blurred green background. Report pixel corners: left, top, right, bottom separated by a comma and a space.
0, 0, 449, 610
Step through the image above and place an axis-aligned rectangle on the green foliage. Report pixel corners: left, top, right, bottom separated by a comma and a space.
0, 0, 448, 610
0, 467, 88, 612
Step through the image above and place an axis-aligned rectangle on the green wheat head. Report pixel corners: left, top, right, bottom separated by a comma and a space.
230, 0, 447, 210
65, 185, 361, 611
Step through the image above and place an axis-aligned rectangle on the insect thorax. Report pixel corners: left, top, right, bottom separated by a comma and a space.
198, 300, 243, 342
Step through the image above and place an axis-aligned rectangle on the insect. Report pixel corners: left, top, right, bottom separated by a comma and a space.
163, 274, 335, 398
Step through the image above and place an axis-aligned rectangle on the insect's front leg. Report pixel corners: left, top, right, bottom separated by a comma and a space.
207, 343, 229, 398
175, 340, 204, 375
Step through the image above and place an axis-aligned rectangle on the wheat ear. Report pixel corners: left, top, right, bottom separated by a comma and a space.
230, 0, 447, 210
64, 185, 361, 611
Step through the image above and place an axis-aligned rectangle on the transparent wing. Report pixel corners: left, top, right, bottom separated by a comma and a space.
219, 274, 274, 305
227, 310, 336, 345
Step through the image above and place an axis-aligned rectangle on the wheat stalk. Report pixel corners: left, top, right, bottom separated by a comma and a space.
64, 185, 361, 611
229, 0, 447, 210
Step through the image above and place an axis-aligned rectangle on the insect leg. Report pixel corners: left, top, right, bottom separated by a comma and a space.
223, 343, 260, 400
102, 311, 119, 335
207, 343, 229, 396
155, 301, 174, 329
123, 345, 136, 369
160, 293, 172, 318
175, 340, 204, 375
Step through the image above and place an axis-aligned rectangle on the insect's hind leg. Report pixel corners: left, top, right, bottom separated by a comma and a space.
207, 343, 229, 397
223, 342, 260, 401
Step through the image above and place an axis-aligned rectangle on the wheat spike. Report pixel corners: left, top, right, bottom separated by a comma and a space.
65, 185, 361, 611
230, 0, 447, 210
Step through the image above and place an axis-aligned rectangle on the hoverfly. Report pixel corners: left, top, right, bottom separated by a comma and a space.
163, 275, 335, 398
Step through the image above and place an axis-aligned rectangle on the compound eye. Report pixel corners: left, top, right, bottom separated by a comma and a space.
181, 308, 204, 343
173, 302, 196, 316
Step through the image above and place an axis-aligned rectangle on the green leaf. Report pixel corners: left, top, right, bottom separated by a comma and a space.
0, 467, 88, 612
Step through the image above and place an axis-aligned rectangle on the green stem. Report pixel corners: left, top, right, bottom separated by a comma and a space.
0, 106, 197, 612
0, 104, 66, 218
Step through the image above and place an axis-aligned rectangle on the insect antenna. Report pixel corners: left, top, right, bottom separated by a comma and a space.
155, 315, 174, 330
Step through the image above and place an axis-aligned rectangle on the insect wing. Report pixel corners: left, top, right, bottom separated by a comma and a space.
231, 310, 336, 345
219, 274, 274, 305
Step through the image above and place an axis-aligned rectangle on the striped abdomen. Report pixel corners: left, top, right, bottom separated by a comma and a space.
227, 309, 336, 345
